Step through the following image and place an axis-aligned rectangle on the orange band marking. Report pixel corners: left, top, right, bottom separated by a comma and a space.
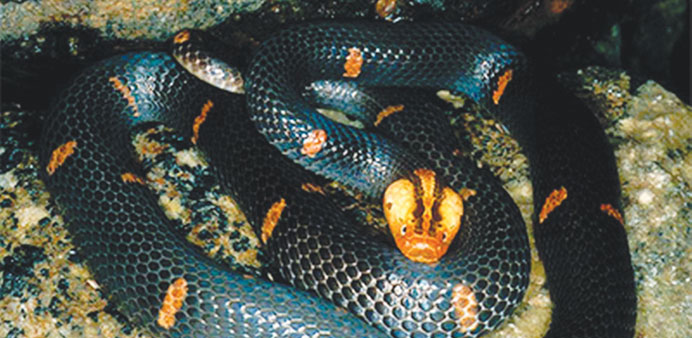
121, 172, 145, 185
109, 76, 140, 117
375, 0, 397, 20
343, 47, 363, 78
191, 100, 214, 144
539, 186, 568, 224
452, 284, 479, 331
458, 188, 477, 201
46, 141, 77, 175
301, 183, 326, 195
600, 203, 624, 225
157, 277, 188, 329
374, 104, 405, 126
492, 69, 513, 105
300, 129, 327, 157
173, 30, 190, 44
550, 0, 573, 14
261, 198, 286, 244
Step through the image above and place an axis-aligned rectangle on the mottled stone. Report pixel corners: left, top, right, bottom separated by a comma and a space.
0, 0, 264, 41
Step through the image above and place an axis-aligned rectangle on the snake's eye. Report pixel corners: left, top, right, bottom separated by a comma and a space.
401, 224, 407, 235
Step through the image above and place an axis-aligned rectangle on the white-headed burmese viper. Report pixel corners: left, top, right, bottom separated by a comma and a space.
40, 22, 636, 337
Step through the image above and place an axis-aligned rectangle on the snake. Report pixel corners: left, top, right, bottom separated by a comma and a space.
38, 21, 636, 337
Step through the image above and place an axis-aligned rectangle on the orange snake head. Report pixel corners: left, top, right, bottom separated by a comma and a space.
383, 168, 464, 264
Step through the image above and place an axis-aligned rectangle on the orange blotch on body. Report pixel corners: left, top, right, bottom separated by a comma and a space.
600, 203, 624, 225
492, 69, 514, 105
375, 0, 397, 20
157, 277, 188, 329
343, 47, 364, 78
46, 141, 77, 175
374, 104, 405, 127
301, 182, 326, 195
550, 0, 573, 14
121, 172, 145, 185
539, 186, 568, 223
173, 30, 190, 44
191, 100, 214, 144
261, 198, 286, 244
452, 284, 479, 331
109, 76, 140, 117
458, 187, 477, 201
300, 129, 327, 157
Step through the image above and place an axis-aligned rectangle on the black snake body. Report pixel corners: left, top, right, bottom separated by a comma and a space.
39, 22, 636, 337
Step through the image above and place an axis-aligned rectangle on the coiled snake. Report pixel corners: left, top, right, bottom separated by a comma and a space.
39, 22, 636, 337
